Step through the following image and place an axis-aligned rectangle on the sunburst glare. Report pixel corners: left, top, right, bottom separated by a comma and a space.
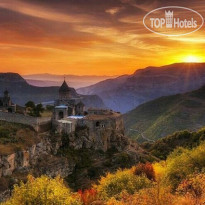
182, 55, 203, 63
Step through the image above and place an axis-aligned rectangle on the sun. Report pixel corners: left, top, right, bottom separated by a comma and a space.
182, 55, 202, 63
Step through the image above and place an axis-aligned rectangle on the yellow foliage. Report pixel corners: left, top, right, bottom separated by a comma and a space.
105, 185, 176, 205
2, 175, 82, 205
153, 162, 166, 178
94, 169, 152, 200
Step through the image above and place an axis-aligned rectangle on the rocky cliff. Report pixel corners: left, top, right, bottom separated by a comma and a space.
0, 122, 154, 201
0, 133, 75, 201
0, 134, 61, 178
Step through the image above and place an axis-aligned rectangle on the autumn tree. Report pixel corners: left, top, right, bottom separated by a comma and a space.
133, 162, 156, 181
95, 169, 152, 200
2, 175, 82, 205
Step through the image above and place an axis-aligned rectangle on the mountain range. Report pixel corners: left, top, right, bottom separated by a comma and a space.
23, 74, 117, 89
124, 85, 205, 142
0, 73, 105, 108
78, 63, 205, 113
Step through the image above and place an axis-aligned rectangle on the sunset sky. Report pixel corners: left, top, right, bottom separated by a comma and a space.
0, 0, 204, 75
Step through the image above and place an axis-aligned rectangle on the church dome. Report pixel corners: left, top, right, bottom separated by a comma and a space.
77, 101, 85, 106
4, 90, 9, 95
59, 80, 70, 92
58, 79, 79, 100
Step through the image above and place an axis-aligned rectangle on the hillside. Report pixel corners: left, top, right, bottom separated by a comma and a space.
124, 85, 205, 142
78, 63, 205, 113
0, 121, 38, 155
142, 128, 205, 160
0, 73, 105, 108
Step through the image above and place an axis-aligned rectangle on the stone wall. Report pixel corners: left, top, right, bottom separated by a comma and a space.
52, 118, 77, 134
0, 111, 51, 132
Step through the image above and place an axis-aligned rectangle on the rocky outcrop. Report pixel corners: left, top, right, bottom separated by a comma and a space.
0, 133, 76, 202
66, 126, 127, 152
0, 135, 63, 178
34, 155, 75, 178
0, 190, 11, 202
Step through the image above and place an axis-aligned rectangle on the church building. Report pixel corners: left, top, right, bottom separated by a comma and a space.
0, 90, 16, 113
53, 80, 85, 120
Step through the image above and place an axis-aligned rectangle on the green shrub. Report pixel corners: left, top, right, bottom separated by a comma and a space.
163, 142, 205, 190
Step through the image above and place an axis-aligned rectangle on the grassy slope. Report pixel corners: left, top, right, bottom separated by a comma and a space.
0, 121, 39, 155
124, 85, 205, 142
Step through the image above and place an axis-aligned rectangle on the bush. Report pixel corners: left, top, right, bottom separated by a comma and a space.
106, 186, 176, 205
115, 153, 132, 168
177, 173, 205, 201
133, 162, 155, 181
2, 175, 82, 205
78, 189, 98, 205
95, 169, 152, 200
0, 128, 10, 138
163, 142, 205, 190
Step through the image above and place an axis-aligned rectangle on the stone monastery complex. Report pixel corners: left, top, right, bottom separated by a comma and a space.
0, 80, 125, 151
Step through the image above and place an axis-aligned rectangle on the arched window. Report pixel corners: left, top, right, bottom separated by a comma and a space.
96, 121, 100, 127
58, 111, 64, 119
8, 108, 12, 113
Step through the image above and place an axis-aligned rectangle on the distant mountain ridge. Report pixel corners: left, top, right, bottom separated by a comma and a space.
0, 73, 25, 83
24, 74, 117, 89
0, 73, 105, 108
124, 85, 205, 142
78, 63, 205, 113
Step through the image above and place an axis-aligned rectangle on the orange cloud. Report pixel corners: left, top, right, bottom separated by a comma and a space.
0, 0, 204, 75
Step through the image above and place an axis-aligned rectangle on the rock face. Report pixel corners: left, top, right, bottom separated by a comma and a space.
67, 127, 127, 152
65, 115, 126, 152
0, 190, 11, 203
0, 135, 66, 179
34, 155, 75, 178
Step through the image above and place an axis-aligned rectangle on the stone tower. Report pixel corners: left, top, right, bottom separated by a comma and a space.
3, 90, 11, 107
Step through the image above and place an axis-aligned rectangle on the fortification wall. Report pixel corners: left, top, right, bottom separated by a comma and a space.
0, 112, 51, 132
